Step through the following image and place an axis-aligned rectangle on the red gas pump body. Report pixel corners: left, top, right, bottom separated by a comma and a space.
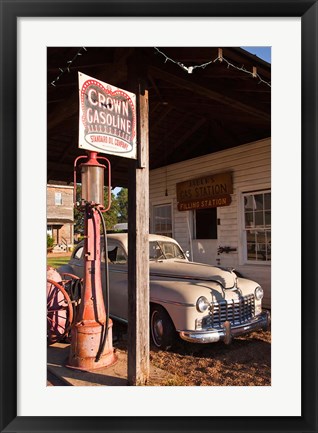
68, 151, 116, 370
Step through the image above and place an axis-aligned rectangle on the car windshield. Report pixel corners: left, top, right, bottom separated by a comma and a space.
149, 241, 186, 261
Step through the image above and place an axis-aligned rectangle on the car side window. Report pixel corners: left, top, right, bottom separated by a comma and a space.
115, 246, 127, 264
74, 246, 83, 260
102, 245, 127, 264
149, 242, 162, 260
108, 246, 118, 262
162, 243, 174, 256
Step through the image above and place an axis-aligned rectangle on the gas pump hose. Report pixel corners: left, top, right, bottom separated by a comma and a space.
95, 207, 110, 362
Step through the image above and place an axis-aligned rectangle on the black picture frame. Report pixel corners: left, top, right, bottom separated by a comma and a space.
1, 1, 317, 432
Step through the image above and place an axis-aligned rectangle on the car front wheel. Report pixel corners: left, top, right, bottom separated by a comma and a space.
150, 304, 176, 350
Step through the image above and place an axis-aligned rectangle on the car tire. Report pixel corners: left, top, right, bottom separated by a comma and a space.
150, 304, 176, 350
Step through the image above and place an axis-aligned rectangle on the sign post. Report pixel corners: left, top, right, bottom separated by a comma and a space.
127, 90, 149, 385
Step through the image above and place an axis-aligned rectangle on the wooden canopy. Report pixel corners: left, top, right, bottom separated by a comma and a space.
47, 46, 271, 187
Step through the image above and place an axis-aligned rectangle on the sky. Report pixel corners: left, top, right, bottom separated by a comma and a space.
241, 46, 271, 63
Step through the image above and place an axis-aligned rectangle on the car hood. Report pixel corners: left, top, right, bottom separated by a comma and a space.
149, 260, 237, 289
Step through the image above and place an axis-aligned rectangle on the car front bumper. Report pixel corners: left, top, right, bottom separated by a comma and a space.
178, 310, 270, 344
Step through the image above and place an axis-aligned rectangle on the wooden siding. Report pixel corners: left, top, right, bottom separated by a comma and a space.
47, 185, 74, 221
149, 138, 271, 308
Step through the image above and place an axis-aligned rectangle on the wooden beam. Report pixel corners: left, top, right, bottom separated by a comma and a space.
150, 101, 161, 116
154, 117, 206, 167
48, 61, 129, 132
151, 105, 174, 129
170, 117, 206, 149
128, 90, 150, 386
47, 161, 73, 173
148, 74, 163, 102
149, 66, 270, 122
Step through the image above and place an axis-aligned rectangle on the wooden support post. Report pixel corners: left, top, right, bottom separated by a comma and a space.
128, 90, 149, 385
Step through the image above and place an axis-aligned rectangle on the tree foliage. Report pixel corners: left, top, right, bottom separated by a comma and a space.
116, 188, 128, 223
47, 234, 54, 248
103, 189, 119, 230
74, 186, 128, 233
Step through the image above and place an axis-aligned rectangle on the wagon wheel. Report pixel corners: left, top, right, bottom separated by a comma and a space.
60, 273, 82, 300
47, 279, 73, 345
60, 273, 83, 321
60, 272, 81, 281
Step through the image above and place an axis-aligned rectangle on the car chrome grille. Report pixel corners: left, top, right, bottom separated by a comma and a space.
203, 294, 255, 329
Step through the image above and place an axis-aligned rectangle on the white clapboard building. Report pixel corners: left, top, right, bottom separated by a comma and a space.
149, 138, 271, 308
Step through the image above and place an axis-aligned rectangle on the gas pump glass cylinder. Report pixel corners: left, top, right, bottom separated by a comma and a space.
81, 165, 104, 205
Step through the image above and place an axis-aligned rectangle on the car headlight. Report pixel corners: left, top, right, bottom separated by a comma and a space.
196, 296, 210, 313
255, 286, 264, 301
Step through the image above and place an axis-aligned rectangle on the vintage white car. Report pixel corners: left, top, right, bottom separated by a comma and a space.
58, 233, 270, 349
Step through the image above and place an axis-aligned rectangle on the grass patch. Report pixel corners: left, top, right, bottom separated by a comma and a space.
47, 256, 70, 269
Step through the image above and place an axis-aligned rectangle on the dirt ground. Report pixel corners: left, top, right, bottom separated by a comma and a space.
48, 323, 270, 386
113, 322, 271, 386
47, 255, 270, 386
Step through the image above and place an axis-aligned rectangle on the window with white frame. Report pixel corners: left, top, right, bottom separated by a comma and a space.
153, 204, 172, 237
243, 191, 271, 262
55, 192, 62, 205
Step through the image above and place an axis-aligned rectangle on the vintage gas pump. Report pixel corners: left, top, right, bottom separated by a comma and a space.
68, 150, 117, 370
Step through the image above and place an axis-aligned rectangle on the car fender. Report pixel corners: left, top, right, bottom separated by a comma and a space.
236, 277, 259, 292
57, 264, 77, 276
149, 278, 218, 331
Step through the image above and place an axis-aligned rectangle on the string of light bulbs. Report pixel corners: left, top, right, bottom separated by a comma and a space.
50, 46, 270, 88
154, 47, 271, 88
50, 47, 87, 87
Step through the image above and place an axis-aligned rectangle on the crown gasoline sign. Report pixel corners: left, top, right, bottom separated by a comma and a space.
78, 72, 137, 159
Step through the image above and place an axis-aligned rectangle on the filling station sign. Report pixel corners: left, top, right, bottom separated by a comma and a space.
176, 172, 233, 211
78, 72, 137, 159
